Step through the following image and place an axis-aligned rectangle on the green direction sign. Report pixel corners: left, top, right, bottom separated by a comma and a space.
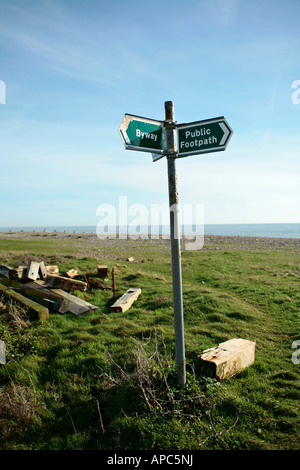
119, 114, 165, 154
177, 116, 233, 157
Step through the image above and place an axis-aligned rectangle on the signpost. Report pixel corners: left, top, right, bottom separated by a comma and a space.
119, 103, 233, 388
119, 113, 165, 154
177, 117, 233, 157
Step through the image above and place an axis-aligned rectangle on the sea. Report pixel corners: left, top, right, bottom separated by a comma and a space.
0, 223, 299, 239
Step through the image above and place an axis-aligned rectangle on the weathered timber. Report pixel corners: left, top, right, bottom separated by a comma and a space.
97, 265, 108, 278
110, 288, 141, 313
4, 279, 95, 315
0, 265, 15, 279
39, 261, 48, 280
112, 267, 116, 300
199, 338, 256, 381
50, 289, 99, 315
15, 266, 27, 279
21, 282, 67, 312
87, 277, 111, 290
0, 283, 49, 321
0, 278, 26, 289
43, 274, 87, 292
46, 266, 59, 275
26, 261, 40, 281
66, 269, 78, 279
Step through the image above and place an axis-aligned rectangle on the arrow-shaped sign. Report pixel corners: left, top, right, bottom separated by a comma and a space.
119, 114, 165, 154
177, 117, 233, 157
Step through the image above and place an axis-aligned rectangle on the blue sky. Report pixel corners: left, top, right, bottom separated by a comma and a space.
0, 0, 299, 228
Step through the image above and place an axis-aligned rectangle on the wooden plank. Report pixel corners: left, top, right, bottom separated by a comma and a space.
50, 289, 99, 315
0, 278, 66, 313
0, 283, 49, 321
43, 274, 87, 292
21, 282, 67, 312
110, 288, 141, 313
0, 278, 24, 289
199, 338, 256, 381
26, 261, 40, 281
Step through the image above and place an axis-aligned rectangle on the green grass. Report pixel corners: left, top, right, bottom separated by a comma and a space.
0, 236, 299, 450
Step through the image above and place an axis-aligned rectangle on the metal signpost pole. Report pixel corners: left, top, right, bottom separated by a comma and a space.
119, 102, 233, 388
164, 101, 186, 388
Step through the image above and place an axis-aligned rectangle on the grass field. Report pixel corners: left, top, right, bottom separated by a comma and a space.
0, 233, 299, 450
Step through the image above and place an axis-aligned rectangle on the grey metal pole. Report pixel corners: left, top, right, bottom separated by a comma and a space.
165, 101, 186, 388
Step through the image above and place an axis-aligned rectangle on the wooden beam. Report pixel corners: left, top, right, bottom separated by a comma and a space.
199, 338, 256, 380
86, 277, 111, 290
110, 288, 141, 313
0, 283, 49, 321
21, 282, 66, 312
43, 274, 87, 292
0, 265, 15, 279
50, 289, 99, 315
98, 265, 108, 278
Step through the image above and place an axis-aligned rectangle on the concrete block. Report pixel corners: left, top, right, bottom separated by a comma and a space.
0, 340, 6, 365
199, 338, 256, 380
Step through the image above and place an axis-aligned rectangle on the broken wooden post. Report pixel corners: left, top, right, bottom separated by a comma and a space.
110, 288, 141, 313
98, 265, 108, 278
112, 267, 116, 300
26, 261, 40, 280
199, 338, 256, 381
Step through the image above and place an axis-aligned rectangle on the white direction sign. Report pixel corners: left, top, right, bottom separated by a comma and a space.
177, 116, 233, 157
